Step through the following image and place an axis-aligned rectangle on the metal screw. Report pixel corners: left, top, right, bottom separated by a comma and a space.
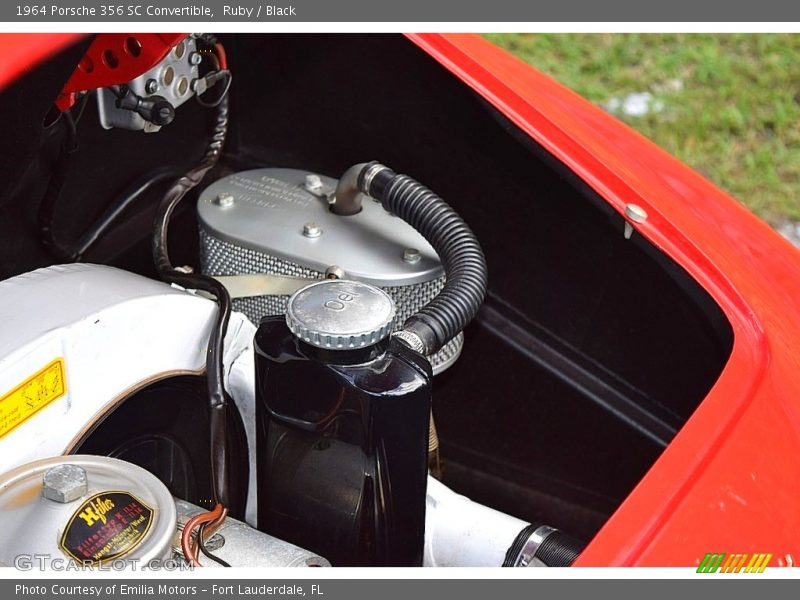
189, 51, 203, 66
623, 204, 648, 240
403, 248, 422, 264
325, 265, 345, 279
145, 78, 158, 94
43, 465, 87, 504
216, 192, 235, 208
304, 174, 323, 192
303, 222, 322, 238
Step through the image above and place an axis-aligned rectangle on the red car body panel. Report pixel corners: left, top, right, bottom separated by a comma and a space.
0, 33, 81, 90
3, 32, 800, 567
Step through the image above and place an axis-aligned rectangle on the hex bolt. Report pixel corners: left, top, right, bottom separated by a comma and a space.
145, 79, 159, 94
216, 192, 235, 208
189, 51, 203, 66
303, 222, 322, 238
42, 464, 88, 504
304, 174, 323, 192
623, 204, 648, 240
325, 265, 345, 279
403, 248, 422, 264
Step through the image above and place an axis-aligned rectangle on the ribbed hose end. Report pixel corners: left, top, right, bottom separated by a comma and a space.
536, 530, 583, 567
502, 524, 584, 567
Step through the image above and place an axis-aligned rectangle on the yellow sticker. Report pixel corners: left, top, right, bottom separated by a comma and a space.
0, 358, 66, 438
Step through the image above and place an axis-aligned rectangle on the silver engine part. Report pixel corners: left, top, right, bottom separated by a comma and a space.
198, 167, 464, 374
0, 455, 177, 567
424, 476, 530, 567
0, 455, 328, 569
174, 500, 329, 568
97, 37, 199, 132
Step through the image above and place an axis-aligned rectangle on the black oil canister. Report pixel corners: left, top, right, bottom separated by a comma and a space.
255, 280, 432, 566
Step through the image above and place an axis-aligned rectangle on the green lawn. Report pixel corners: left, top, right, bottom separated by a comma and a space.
486, 34, 800, 229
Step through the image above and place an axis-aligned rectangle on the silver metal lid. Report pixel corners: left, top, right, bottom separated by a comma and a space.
197, 168, 443, 287
286, 280, 396, 350
0, 455, 177, 566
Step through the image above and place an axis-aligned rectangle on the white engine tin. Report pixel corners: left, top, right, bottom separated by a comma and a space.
0, 264, 259, 523
424, 476, 529, 567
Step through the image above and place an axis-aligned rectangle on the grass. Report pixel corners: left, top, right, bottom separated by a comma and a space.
485, 34, 800, 227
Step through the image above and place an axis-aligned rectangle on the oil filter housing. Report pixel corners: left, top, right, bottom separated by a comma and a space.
0, 455, 177, 566
197, 167, 463, 374
0, 454, 332, 568
255, 279, 432, 566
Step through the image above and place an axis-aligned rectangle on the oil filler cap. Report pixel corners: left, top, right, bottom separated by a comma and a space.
286, 279, 396, 350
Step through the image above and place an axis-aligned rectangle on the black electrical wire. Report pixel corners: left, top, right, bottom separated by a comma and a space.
152, 83, 232, 509
151, 34, 232, 508
73, 92, 91, 125
38, 110, 78, 261
61, 106, 78, 151
196, 70, 232, 108
39, 38, 228, 262
79, 168, 182, 260
38, 92, 181, 263
197, 522, 231, 568
39, 166, 180, 262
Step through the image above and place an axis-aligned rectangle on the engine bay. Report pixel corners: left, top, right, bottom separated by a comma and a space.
0, 34, 734, 568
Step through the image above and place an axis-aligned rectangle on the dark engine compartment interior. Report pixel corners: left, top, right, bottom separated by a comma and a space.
0, 34, 733, 543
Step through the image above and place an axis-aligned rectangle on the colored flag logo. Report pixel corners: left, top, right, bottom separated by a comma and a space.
697, 553, 772, 573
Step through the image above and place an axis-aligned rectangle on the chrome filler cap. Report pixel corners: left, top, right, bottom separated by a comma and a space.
286, 280, 396, 350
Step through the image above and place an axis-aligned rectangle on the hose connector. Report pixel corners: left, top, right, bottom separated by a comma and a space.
331, 162, 368, 215
392, 330, 426, 354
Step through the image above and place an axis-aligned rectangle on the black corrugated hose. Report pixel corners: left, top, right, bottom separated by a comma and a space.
355, 162, 488, 356
502, 523, 584, 567
151, 36, 231, 509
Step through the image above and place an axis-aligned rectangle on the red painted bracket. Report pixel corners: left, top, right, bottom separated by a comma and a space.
57, 33, 187, 111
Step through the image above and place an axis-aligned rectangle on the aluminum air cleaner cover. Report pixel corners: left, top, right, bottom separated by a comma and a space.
197, 168, 443, 287
0, 455, 177, 566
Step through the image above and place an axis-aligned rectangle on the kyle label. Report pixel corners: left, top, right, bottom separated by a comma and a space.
60, 491, 154, 564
